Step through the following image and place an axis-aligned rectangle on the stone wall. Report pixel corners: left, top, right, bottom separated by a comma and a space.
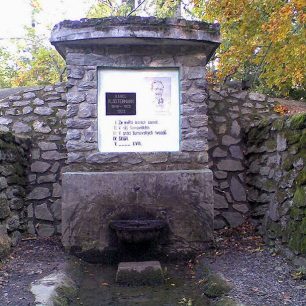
207, 85, 279, 229
246, 114, 306, 256
0, 84, 66, 237
0, 133, 29, 258
2, 81, 304, 241
64, 45, 210, 172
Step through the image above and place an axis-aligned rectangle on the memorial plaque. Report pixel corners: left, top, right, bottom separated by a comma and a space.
106, 93, 136, 116
98, 68, 180, 153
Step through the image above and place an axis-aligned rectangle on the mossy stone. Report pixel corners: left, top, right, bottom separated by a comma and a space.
284, 130, 301, 145
265, 139, 277, 151
289, 232, 303, 253
293, 187, 306, 207
213, 297, 242, 306
300, 237, 306, 254
290, 207, 304, 220
296, 167, 306, 186
289, 113, 306, 129
202, 273, 233, 298
272, 118, 285, 131
300, 218, 306, 234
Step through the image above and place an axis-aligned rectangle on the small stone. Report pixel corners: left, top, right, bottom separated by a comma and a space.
50, 162, 60, 173
214, 171, 227, 179
51, 200, 61, 220
33, 121, 51, 134
78, 103, 96, 118
35, 204, 53, 221
0, 118, 12, 125
41, 151, 66, 160
277, 134, 287, 152
182, 140, 206, 152
34, 107, 53, 116
66, 141, 96, 152
214, 193, 228, 209
9, 198, 24, 210
0, 232, 11, 259
36, 224, 55, 237
66, 129, 81, 140
230, 120, 241, 137
214, 218, 227, 230
52, 183, 62, 198
249, 92, 266, 101
23, 92, 36, 99
142, 153, 168, 164
116, 261, 164, 286
229, 146, 243, 159
230, 176, 246, 201
233, 204, 249, 213
22, 106, 33, 114
37, 174, 56, 184
38, 142, 57, 151
12, 122, 31, 134
0, 177, 8, 190
10, 231, 22, 247
6, 215, 20, 231
0, 195, 10, 219
189, 93, 207, 103
222, 135, 240, 146
203, 273, 233, 298
86, 153, 118, 164
33, 98, 44, 105
222, 212, 244, 228
212, 147, 227, 158
27, 187, 51, 200
66, 119, 91, 129
217, 159, 244, 171
189, 115, 207, 127
31, 161, 51, 173
214, 116, 226, 123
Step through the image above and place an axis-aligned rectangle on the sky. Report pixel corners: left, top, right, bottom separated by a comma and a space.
0, 0, 96, 39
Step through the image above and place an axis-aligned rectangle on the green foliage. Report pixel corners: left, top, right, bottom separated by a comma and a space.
289, 113, 306, 130
0, 0, 65, 88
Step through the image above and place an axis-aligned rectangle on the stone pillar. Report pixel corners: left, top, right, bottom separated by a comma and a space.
51, 17, 220, 261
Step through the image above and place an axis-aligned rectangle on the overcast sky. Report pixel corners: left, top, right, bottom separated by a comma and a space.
0, 0, 95, 39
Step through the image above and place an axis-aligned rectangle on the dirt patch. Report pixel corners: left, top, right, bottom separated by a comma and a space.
0, 237, 67, 306
0, 227, 305, 306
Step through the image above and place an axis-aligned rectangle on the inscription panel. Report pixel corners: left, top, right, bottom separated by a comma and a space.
98, 68, 180, 153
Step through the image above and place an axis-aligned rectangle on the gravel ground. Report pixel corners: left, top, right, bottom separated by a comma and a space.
0, 230, 305, 306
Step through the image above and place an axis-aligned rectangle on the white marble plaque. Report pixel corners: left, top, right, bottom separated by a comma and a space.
98, 68, 180, 152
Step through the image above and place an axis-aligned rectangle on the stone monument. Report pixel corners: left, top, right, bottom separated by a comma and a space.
50, 17, 220, 261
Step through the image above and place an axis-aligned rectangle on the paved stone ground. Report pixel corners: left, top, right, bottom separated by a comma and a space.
0, 231, 305, 306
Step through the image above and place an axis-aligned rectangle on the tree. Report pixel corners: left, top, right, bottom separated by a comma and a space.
87, 0, 305, 98
193, 0, 305, 98
0, 0, 65, 88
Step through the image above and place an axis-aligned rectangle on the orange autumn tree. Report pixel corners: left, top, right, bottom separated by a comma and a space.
193, 0, 305, 98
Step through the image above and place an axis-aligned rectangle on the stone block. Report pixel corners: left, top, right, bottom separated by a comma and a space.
62, 170, 213, 260
116, 261, 164, 286
35, 204, 53, 221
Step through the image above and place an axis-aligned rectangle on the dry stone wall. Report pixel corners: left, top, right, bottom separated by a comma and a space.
0, 84, 66, 237
1, 81, 301, 240
207, 86, 280, 229
0, 133, 29, 259
246, 114, 306, 257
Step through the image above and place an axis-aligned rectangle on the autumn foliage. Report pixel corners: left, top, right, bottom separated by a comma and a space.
193, 0, 305, 98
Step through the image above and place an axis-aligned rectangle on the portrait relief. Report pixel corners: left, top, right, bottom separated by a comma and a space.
145, 77, 171, 115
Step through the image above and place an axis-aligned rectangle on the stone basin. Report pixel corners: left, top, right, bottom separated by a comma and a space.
109, 220, 167, 243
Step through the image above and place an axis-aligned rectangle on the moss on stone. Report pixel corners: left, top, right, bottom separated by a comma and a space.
262, 179, 277, 192
290, 207, 304, 220
296, 167, 306, 186
300, 237, 306, 254
299, 131, 306, 149
272, 118, 285, 131
284, 130, 302, 145
293, 187, 306, 207
202, 273, 233, 298
289, 232, 302, 253
282, 156, 294, 171
289, 113, 306, 129
265, 139, 277, 151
